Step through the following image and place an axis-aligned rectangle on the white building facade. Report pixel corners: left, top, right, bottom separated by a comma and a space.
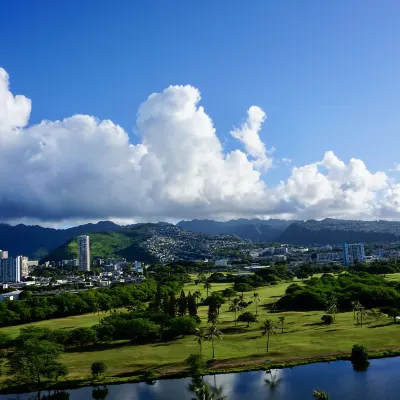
78, 235, 91, 271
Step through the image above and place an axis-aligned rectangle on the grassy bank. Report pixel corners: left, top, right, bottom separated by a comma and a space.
0, 273, 399, 393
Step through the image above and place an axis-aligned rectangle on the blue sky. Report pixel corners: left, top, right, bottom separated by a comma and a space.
1, 1, 400, 224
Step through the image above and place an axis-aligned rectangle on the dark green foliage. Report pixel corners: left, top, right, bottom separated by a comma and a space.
154, 284, 163, 312
91, 361, 107, 379
237, 311, 257, 327
321, 315, 334, 325
381, 307, 400, 323
350, 344, 370, 371
222, 288, 237, 299
187, 292, 197, 316
8, 336, 68, 385
162, 292, 170, 314
168, 293, 176, 317
185, 353, 205, 374
203, 292, 225, 312
170, 316, 198, 337
277, 273, 400, 311
0, 332, 12, 349
178, 290, 187, 316
351, 344, 369, 364
92, 311, 199, 344
233, 282, 253, 293
68, 327, 97, 347
208, 303, 218, 324
0, 280, 157, 327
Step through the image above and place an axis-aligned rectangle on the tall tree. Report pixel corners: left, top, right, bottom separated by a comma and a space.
204, 282, 212, 297
208, 303, 219, 325
261, 319, 277, 353
229, 298, 242, 325
206, 324, 223, 359
253, 292, 260, 315
357, 306, 367, 326
278, 316, 285, 333
193, 327, 206, 354
187, 292, 198, 317
168, 293, 176, 317
162, 292, 170, 315
326, 295, 338, 321
8, 338, 68, 386
154, 284, 163, 311
178, 290, 187, 316
193, 291, 202, 307
351, 301, 362, 320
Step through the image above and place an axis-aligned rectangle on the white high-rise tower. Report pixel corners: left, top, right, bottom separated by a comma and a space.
78, 235, 90, 271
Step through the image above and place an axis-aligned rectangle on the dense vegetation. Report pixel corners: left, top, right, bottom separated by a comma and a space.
0, 280, 157, 326
280, 218, 400, 245
277, 273, 400, 311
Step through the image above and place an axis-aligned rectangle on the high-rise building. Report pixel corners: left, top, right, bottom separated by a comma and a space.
0, 250, 8, 259
78, 235, 90, 271
343, 243, 365, 266
0, 256, 29, 282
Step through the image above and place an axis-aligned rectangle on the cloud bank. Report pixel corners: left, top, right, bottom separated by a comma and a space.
1, 67, 400, 224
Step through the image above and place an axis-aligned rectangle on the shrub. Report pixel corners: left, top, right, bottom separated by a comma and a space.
351, 344, 369, 364
237, 311, 258, 327
321, 315, 334, 325
169, 316, 199, 337
91, 361, 107, 379
234, 283, 254, 293
68, 327, 97, 347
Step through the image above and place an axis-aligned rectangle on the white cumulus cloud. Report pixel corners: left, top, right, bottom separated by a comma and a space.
230, 105, 272, 170
0, 67, 399, 224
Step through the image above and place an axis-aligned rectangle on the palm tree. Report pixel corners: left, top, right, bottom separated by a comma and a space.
367, 308, 383, 323
229, 298, 242, 325
313, 390, 329, 399
278, 316, 285, 333
357, 306, 367, 326
326, 295, 338, 321
193, 291, 202, 307
206, 324, 223, 359
351, 300, 362, 320
193, 327, 206, 354
261, 319, 277, 352
253, 292, 260, 315
238, 293, 245, 313
204, 282, 212, 298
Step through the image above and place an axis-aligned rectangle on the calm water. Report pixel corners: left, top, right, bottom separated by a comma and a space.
2, 357, 400, 400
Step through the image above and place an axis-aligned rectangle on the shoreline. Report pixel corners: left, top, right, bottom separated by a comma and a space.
2, 347, 400, 395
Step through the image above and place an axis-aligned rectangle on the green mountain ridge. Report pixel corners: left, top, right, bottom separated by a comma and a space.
44, 223, 253, 264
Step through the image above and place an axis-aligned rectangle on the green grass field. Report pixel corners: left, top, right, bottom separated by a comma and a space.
1, 273, 399, 382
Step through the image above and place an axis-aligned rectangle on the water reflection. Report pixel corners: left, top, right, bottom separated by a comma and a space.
187, 376, 227, 400
28, 391, 70, 400
91, 386, 109, 400
2, 357, 400, 400
264, 369, 283, 391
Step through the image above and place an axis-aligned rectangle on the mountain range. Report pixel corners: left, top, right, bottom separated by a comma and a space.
2, 218, 400, 261
176, 218, 293, 242
43, 223, 250, 264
